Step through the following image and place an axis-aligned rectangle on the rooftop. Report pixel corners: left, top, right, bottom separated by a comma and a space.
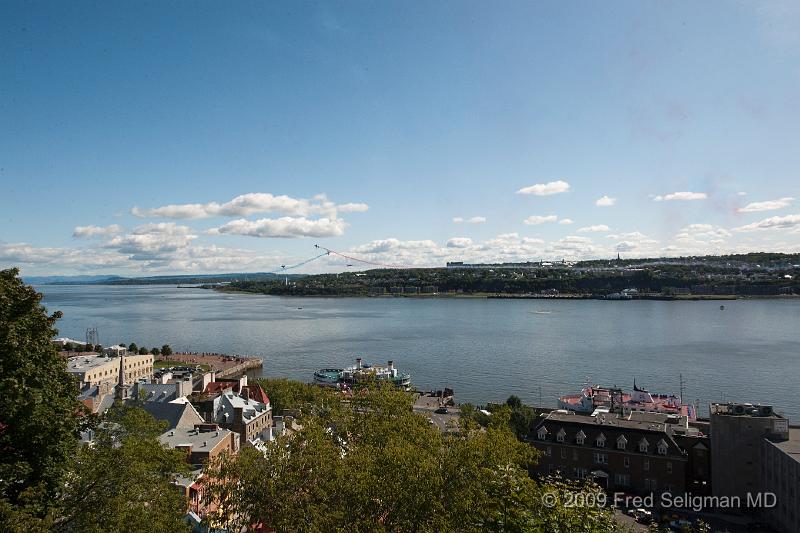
67, 355, 118, 372
768, 427, 800, 464
159, 425, 233, 451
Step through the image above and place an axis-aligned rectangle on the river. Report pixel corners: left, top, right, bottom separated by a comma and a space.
38, 284, 800, 420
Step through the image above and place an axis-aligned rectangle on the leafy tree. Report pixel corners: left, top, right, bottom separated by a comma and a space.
150, 347, 160, 356
161, 344, 172, 357
93, 344, 103, 353
62, 341, 73, 352
83, 342, 94, 352
0, 268, 81, 525
204, 383, 623, 532
55, 406, 191, 533
138, 347, 148, 355
256, 377, 335, 416
128, 342, 138, 353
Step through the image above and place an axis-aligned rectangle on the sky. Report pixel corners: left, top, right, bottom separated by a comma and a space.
1, 1, 800, 276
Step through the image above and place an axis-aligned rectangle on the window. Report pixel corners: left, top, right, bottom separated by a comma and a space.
639, 438, 649, 453
596, 433, 606, 448
657, 440, 668, 455
593, 453, 608, 465
556, 428, 566, 443
614, 473, 630, 486
546, 447, 552, 457
575, 430, 585, 445
537, 427, 548, 440
624, 456, 630, 468
575, 468, 588, 479
666, 461, 672, 474
617, 435, 627, 450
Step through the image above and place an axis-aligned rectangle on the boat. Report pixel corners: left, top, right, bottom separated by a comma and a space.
313, 357, 412, 390
558, 380, 696, 420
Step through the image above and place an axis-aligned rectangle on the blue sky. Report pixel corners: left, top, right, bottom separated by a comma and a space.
2, 1, 799, 275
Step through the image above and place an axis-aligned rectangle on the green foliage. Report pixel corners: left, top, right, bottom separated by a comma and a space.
128, 342, 138, 353
161, 344, 173, 356
138, 346, 149, 355
256, 377, 336, 416
204, 384, 621, 532
0, 268, 81, 514
55, 406, 191, 533
151, 346, 161, 356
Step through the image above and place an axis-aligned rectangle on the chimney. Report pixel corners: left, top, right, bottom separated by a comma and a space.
356, 357, 362, 369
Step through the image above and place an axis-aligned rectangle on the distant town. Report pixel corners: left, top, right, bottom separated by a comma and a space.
222, 253, 800, 299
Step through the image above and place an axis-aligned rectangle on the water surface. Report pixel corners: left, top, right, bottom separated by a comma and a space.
39, 285, 800, 419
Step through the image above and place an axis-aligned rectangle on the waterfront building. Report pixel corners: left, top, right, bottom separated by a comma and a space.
709, 403, 789, 503
530, 410, 708, 496
761, 427, 800, 532
193, 385, 272, 446
710, 402, 791, 524
67, 352, 153, 389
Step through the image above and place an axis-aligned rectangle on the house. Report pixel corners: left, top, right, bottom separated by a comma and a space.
159, 424, 239, 465
142, 401, 205, 431
530, 410, 708, 496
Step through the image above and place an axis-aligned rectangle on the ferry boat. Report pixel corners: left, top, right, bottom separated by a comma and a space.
558, 380, 696, 419
313, 358, 411, 390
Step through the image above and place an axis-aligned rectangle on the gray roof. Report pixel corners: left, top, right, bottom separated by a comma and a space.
136, 383, 180, 403
769, 427, 800, 464
142, 402, 202, 430
160, 426, 235, 452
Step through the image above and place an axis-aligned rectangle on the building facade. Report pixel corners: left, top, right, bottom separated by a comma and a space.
530, 410, 708, 496
761, 427, 800, 533
67, 353, 154, 389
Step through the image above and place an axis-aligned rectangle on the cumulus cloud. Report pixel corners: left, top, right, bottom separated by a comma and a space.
132, 222, 194, 235
558, 218, 574, 225
453, 216, 486, 224
73, 224, 123, 238
132, 192, 367, 220
653, 191, 707, 202
595, 195, 616, 207
523, 215, 559, 225
737, 197, 794, 213
337, 202, 370, 213
446, 237, 473, 248
516, 180, 570, 196
211, 217, 347, 239
577, 225, 610, 233
733, 214, 800, 232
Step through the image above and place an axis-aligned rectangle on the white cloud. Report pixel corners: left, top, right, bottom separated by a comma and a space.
595, 195, 616, 207
577, 225, 610, 233
653, 191, 707, 202
446, 237, 473, 248
73, 224, 123, 238
516, 180, 570, 196
737, 197, 794, 213
523, 215, 559, 225
211, 217, 347, 239
733, 214, 800, 232
337, 202, 369, 213
132, 192, 367, 220
558, 218, 574, 225
453, 216, 486, 224
737, 192, 748, 196
132, 222, 194, 235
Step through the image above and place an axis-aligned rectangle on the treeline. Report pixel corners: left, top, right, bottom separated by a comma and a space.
223, 261, 800, 297
60, 341, 173, 356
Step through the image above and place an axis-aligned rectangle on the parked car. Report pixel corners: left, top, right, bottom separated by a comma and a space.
434, 407, 449, 414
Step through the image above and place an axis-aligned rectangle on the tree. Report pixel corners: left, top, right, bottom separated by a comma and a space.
62, 342, 73, 352
150, 347, 160, 356
138, 347, 148, 355
128, 343, 138, 353
204, 383, 622, 532
0, 268, 81, 525
55, 406, 191, 533
93, 344, 103, 353
83, 342, 93, 352
161, 344, 172, 357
